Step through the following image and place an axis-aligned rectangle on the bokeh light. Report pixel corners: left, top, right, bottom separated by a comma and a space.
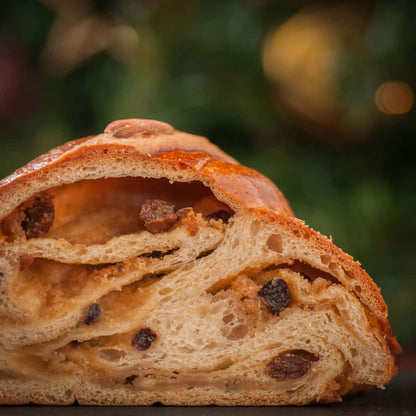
261, 5, 373, 143
375, 81, 414, 115
40, 0, 140, 76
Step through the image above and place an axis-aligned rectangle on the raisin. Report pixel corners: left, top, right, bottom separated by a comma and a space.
139, 199, 178, 233
85, 303, 101, 325
267, 352, 313, 380
21, 195, 55, 239
132, 327, 157, 351
124, 375, 137, 385
206, 210, 232, 224
258, 278, 291, 316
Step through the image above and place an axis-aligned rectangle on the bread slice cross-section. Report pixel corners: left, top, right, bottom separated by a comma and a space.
0, 119, 400, 405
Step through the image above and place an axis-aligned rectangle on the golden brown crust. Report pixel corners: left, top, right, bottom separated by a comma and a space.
0, 118, 399, 372
0, 120, 293, 219
0, 136, 94, 188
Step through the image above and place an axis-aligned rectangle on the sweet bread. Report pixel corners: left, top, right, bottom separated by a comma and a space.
0, 119, 400, 405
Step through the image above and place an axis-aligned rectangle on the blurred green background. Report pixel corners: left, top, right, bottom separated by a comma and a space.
0, 0, 414, 350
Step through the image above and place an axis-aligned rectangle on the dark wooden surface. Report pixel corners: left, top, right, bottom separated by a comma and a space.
1, 371, 415, 416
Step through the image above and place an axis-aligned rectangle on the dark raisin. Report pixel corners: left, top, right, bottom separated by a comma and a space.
258, 278, 291, 316
267, 351, 314, 380
21, 196, 55, 239
206, 210, 232, 224
85, 303, 101, 325
139, 199, 178, 233
132, 327, 157, 351
124, 375, 137, 385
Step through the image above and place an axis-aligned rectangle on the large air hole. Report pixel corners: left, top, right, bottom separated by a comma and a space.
278, 260, 339, 283
3, 177, 234, 245
267, 234, 284, 253
280, 349, 319, 362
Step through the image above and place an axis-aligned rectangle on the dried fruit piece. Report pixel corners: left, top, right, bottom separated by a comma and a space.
21, 195, 55, 239
258, 278, 291, 316
139, 199, 178, 233
132, 327, 157, 351
267, 351, 315, 380
85, 304, 101, 325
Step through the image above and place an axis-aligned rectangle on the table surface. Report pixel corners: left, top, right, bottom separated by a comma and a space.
1, 371, 415, 416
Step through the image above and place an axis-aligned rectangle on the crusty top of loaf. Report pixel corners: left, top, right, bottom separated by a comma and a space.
0, 119, 293, 219
0, 118, 400, 355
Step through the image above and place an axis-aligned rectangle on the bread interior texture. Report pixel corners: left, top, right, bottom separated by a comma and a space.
0, 176, 395, 405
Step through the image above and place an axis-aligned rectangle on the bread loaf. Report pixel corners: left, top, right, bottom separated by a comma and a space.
0, 119, 400, 405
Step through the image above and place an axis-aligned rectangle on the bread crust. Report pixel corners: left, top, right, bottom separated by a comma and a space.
0, 119, 401, 405
0, 120, 292, 219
